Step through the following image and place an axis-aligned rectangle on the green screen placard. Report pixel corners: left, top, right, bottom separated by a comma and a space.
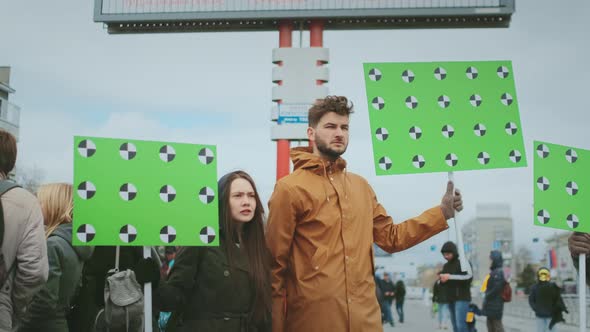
534, 141, 589, 233
73, 136, 218, 246
363, 61, 527, 175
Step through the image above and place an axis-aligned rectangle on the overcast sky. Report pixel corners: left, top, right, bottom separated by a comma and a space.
1, 0, 588, 266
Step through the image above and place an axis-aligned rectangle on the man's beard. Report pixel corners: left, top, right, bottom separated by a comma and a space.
315, 136, 347, 159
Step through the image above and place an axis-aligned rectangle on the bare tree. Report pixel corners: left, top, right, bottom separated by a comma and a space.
11, 164, 45, 193
514, 245, 533, 278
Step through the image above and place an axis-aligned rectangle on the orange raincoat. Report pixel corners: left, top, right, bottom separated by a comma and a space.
267, 147, 448, 332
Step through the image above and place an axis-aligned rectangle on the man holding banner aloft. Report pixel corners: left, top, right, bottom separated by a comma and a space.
266, 96, 463, 332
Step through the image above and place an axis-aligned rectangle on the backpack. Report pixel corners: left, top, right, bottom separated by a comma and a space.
94, 269, 144, 332
501, 281, 512, 302
0, 180, 20, 289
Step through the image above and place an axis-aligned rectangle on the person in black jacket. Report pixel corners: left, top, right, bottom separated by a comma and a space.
374, 274, 386, 325
394, 280, 406, 323
439, 241, 472, 332
380, 273, 396, 326
154, 171, 272, 332
482, 250, 505, 332
433, 275, 450, 330
529, 267, 567, 332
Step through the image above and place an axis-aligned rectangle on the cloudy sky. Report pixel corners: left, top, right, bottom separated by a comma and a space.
1, 0, 588, 266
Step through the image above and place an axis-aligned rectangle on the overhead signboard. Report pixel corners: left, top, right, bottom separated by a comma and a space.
94, 0, 514, 33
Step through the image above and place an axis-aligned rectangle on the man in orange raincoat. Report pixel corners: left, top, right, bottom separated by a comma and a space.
267, 96, 463, 332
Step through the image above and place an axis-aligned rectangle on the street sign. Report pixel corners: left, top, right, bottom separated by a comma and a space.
278, 104, 310, 124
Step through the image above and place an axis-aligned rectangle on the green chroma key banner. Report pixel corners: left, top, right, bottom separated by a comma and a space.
363, 61, 527, 175
73, 136, 219, 246
534, 141, 588, 233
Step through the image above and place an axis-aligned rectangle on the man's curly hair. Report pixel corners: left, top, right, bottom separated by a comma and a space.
308, 96, 354, 128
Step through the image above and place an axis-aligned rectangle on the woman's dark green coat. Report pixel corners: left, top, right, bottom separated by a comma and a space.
156, 239, 270, 332
17, 223, 93, 332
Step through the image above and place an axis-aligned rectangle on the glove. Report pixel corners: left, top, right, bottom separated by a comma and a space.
568, 232, 590, 258
134, 257, 161, 287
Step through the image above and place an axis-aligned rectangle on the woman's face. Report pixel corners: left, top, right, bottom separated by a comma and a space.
229, 178, 256, 223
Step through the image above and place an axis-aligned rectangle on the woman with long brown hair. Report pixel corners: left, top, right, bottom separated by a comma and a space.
17, 183, 93, 332
155, 170, 271, 331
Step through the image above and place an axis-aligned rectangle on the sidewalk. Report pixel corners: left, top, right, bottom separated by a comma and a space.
383, 299, 581, 332
382, 299, 450, 332
503, 314, 580, 332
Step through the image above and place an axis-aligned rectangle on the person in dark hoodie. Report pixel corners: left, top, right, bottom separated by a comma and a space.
528, 267, 567, 332
16, 183, 94, 332
481, 250, 505, 332
440, 241, 472, 332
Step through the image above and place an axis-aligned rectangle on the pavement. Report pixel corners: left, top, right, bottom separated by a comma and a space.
381, 299, 584, 332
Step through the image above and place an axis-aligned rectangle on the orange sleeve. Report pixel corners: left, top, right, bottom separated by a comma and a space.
370, 185, 448, 253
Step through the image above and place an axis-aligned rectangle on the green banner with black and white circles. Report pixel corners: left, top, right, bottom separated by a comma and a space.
534, 141, 588, 233
363, 61, 527, 175
73, 136, 218, 246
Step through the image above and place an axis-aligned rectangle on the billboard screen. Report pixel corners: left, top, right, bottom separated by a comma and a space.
94, 0, 514, 33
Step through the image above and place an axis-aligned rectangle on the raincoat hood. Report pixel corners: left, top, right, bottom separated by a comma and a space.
490, 250, 503, 270
290, 146, 349, 202
290, 147, 347, 174
52, 223, 94, 261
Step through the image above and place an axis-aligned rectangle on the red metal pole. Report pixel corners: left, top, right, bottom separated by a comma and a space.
310, 20, 323, 48
308, 20, 325, 150
276, 21, 292, 180
310, 20, 324, 87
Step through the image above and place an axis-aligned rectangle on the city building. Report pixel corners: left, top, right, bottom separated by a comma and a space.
0, 66, 20, 139
463, 203, 514, 283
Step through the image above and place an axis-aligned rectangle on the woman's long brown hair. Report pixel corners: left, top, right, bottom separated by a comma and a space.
218, 171, 271, 325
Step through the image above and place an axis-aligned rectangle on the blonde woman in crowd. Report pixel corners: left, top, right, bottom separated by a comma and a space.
17, 183, 93, 332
